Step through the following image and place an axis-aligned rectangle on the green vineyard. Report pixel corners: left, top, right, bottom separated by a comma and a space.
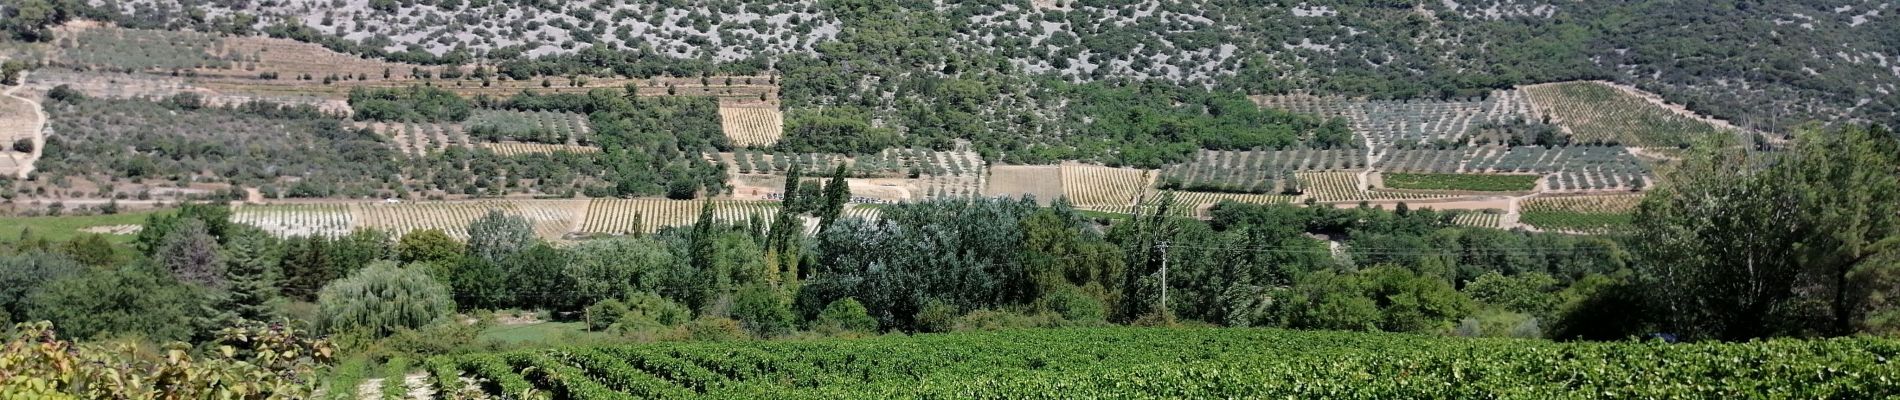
426, 328, 1898, 399
1383, 173, 1539, 192
1520, 211, 1633, 233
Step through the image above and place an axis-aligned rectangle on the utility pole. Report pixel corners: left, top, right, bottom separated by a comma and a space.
1158, 241, 1169, 314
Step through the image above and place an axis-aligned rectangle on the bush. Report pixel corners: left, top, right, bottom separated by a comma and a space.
584, 299, 629, 331
1039, 286, 1107, 323
953, 309, 1053, 332
814, 298, 878, 335
315, 261, 456, 337
683, 316, 746, 341
914, 300, 958, 333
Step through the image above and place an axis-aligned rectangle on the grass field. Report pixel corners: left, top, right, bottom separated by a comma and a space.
0, 210, 161, 243
1383, 173, 1539, 192
427, 327, 1898, 398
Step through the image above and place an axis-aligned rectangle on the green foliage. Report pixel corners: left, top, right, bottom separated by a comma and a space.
2, 320, 334, 399
778, 106, 901, 154
347, 85, 472, 122
1287, 266, 1475, 333
1634, 125, 1900, 339
434, 328, 1900, 398
732, 285, 793, 339
315, 261, 455, 337
26, 265, 207, 342
1519, 211, 1633, 233
395, 229, 463, 267
1383, 173, 1539, 192
814, 298, 878, 335
0, 251, 82, 321
220, 227, 284, 322
465, 209, 534, 264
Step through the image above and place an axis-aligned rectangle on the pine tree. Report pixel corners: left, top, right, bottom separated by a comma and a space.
222, 230, 284, 322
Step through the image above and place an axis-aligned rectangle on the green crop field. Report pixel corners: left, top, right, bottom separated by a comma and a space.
425, 328, 1895, 399
1521, 211, 1634, 233
0, 210, 162, 243
1384, 173, 1539, 192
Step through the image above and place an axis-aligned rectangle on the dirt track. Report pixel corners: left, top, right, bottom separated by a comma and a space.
1, 70, 46, 179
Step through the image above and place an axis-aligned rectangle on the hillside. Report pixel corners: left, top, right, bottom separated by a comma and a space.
72, 0, 1899, 133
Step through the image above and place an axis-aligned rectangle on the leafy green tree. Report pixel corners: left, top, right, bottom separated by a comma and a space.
316, 261, 455, 336
1633, 126, 1900, 339
449, 257, 510, 311
1462, 272, 1561, 320
27, 265, 207, 342
57, 234, 120, 267
466, 209, 535, 264
506, 243, 574, 311
564, 237, 673, 309
0, 252, 81, 321
732, 285, 793, 338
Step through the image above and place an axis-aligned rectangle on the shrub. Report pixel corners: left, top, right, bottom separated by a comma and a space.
914, 300, 958, 333
683, 316, 747, 341
814, 298, 878, 335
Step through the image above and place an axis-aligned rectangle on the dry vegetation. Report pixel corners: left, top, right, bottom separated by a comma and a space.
1059, 164, 1153, 207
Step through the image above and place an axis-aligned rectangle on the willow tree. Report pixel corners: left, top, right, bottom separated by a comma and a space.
315, 261, 454, 337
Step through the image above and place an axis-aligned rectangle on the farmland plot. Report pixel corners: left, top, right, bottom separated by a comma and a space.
1522, 81, 1730, 148
1522, 194, 1643, 214
1298, 171, 1451, 202
1450, 211, 1505, 229
52, 27, 233, 72
1157, 149, 1363, 194
355, 121, 471, 156
478, 142, 602, 156
1061, 164, 1154, 206
1254, 90, 1534, 151
231, 204, 354, 238
353, 200, 585, 240
1166, 191, 1295, 211
580, 199, 779, 235
985, 165, 1063, 205
719, 106, 784, 147
466, 109, 592, 145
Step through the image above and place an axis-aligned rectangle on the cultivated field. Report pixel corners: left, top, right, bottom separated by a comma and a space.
1061, 164, 1154, 206
1297, 171, 1450, 202
1522, 81, 1730, 148
1253, 89, 1534, 151
478, 142, 602, 156
425, 327, 1896, 398
466, 109, 592, 145
355, 121, 472, 156
1381, 173, 1539, 192
346, 200, 588, 240
718, 105, 783, 147
579, 199, 779, 235
1521, 194, 1644, 214
1451, 211, 1506, 229
1519, 194, 1644, 233
985, 165, 1064, 205
231, 203, 354, 238
1167, 191, 1295, 211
